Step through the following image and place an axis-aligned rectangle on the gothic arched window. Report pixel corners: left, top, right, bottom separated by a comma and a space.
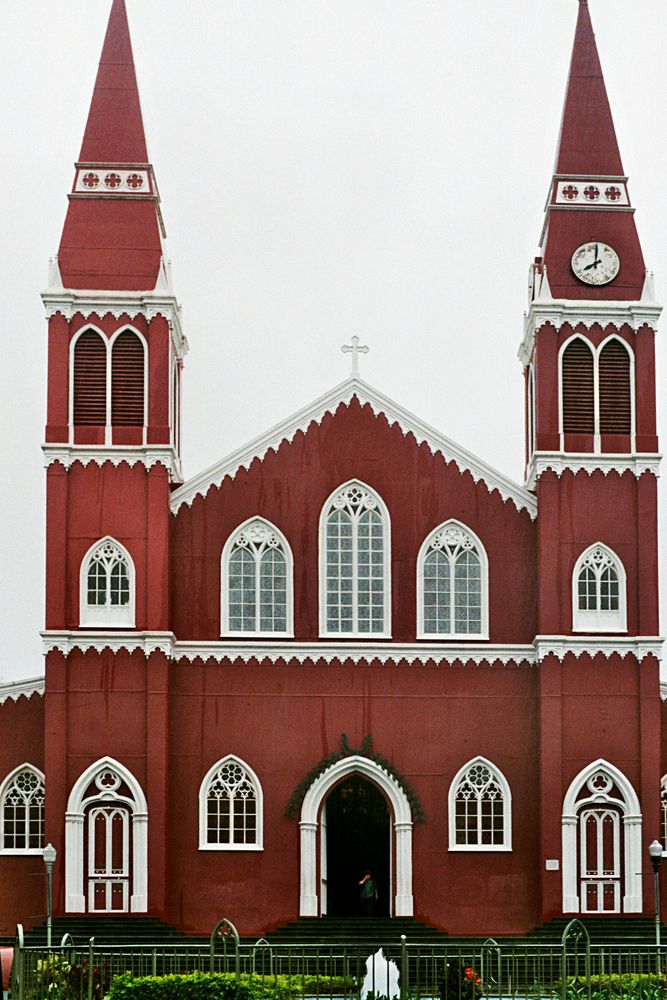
320, 481, 390, 636
221, 518, 292, 635
111, 330, 145, 427
417, 520, 488, 638
80, 537, 135, 627
599, 338, 631, 435
561, 337, 595, 435
73, 329, 107, 426
0, 765, 45, 853
448, 758, 511, 851
199, 756, 263, 850
572, 543, 626, 633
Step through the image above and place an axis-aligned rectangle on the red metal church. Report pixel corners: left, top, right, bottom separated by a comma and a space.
1, 0, 666, 937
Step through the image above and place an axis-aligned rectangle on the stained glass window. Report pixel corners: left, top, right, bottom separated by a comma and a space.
224, 520, 290, 634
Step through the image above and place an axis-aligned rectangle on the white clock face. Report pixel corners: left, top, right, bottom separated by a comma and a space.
571, 242, 620, 286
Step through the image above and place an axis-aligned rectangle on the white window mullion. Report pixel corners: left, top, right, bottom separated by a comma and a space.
351, 510, 359, 633
593, 350, 601, 452
105, 341, 112, 446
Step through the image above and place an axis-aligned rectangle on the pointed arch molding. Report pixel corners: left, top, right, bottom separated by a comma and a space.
65, 756, 148, 914
297, 751, 415, 917
561, 759, 642, 914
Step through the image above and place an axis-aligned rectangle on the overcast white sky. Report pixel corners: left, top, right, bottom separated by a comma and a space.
1, 0, 666, 680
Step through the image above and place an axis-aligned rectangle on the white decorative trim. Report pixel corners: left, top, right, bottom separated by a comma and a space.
65, 757, 148, 913
73, 165, 155, 198
571, 543, 627, 634
198, 755, 263, 851
170, 377, 537, 518
660, 682, 667, 702
519, 291, 661, 367
41, 631, 176, 657
299, 755, 413, 917
447, 756, 512, 852
416, 520, 489, 640
41, 276, 188, 363
534, 635, 663, 662
525, 452, 661, 490
220, 517, 294, 637
319, 480, 391, 637
42, 444, 183, 482
561, 759, 642, 914
0, 676, 44, 704
552, 178, 630, 208
79, 536, 136, 629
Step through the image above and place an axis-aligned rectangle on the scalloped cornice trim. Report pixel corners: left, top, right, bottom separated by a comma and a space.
525, 452, 661, 489
42, 445, 183, 482
534, 636, 663, 662
0, 676, 45, 704
170, 377, 537, 518
519, 298, 661, 367
41, 288, 188, 361
40, 633, 663, 665
661, 682, 667, 702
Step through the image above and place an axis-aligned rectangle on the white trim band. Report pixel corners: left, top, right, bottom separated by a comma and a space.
0, 676, 45, 704
42, 444, 183, 481
525, 452, 661, 489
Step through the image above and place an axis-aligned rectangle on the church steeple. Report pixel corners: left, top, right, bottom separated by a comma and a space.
539, 0, 645, 301
57, 0, 164, 291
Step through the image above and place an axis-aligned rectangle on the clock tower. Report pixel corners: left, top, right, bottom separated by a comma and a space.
520, 0, 662, 919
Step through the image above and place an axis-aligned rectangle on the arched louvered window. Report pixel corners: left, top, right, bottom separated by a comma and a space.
80, 537, 136, 627
572, 543, 626, 633
111, 331, 145, 426
449, 757, 512, 851
320, 481, 390, 636
418, 520, 488, 638
561, 338, 594, 434
599, 339, 631, 434
199, 756, 263, 850
73, 330, 107, 425
0, 765, 45, 853
221, 519, 293, 635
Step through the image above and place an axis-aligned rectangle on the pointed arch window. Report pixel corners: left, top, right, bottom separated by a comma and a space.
599, 339, 631, 434
73, 330, 107, 426
417, 521, 488, 638
199, 756, 263, 851
221, 519, 292, 636
448, 758, 511, 851
320, 481, 390, 636
111, 331, 145, 426
80, 537, 135, 628
0, 765, 45, 854
572, 543, 626, 633
561, 338, 595, 435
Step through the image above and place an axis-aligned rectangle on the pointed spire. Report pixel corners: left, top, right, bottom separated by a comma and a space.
79, 0, 148, 164
555, 0, 623, 176
540, 0, 645, 301
57, 0, 164, 291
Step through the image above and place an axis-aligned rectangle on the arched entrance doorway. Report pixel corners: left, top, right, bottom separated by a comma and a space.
324, 775, 390, 916
299, 754, 413, 917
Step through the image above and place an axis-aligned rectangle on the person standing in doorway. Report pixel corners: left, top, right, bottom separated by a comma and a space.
359, 869, 378, 916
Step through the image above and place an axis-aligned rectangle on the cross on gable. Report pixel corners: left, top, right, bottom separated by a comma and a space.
341, 336, 370, 376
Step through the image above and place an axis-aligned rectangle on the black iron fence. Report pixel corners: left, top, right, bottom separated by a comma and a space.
9, 919, 667, 1000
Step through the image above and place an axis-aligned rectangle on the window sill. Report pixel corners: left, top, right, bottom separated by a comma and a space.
0, 848, 45, 856
448, 845, 512, 853
417, 633, 490, 642
571, 625, 628, 634
198, 844, 264, 852
319, 632, 392, 640
220, 632, 294, 640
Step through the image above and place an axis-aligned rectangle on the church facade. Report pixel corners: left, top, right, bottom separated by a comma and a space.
1, 0, 666, 938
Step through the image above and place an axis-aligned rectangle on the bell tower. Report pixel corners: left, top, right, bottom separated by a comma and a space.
42, 0, 187, 636
523, 0, 662, 921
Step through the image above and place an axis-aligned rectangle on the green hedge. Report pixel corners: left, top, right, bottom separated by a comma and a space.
559, 973, 667, 1000
108, 972, 354, 1000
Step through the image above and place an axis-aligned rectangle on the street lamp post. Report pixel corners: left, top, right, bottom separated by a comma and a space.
42, 843, 57, 949
648, 840, 662, 971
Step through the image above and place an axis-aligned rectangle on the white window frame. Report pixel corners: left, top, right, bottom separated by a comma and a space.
220, 517, 294, 637
558, 333, 635, 453
0, 764, 45, 855
198, 755, 263, 852
661, 774, 667, 857
448, 756, 512, 852
79, 536, 136, 628
416, 519, 489, 639
69, 325, 148, 446
572, 542, 627, 634
319, 479, 391, 638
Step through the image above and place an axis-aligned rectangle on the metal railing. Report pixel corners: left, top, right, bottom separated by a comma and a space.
9, 920, 666, 1000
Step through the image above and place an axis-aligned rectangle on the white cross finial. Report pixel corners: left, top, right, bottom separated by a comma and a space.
341, 335, 369, 376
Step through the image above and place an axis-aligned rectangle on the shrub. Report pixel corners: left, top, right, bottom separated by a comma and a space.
438, 960, 483, 1000
108, 972, 355, 1000
558, 973, 667, 1000
29, 957, 110, 1000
